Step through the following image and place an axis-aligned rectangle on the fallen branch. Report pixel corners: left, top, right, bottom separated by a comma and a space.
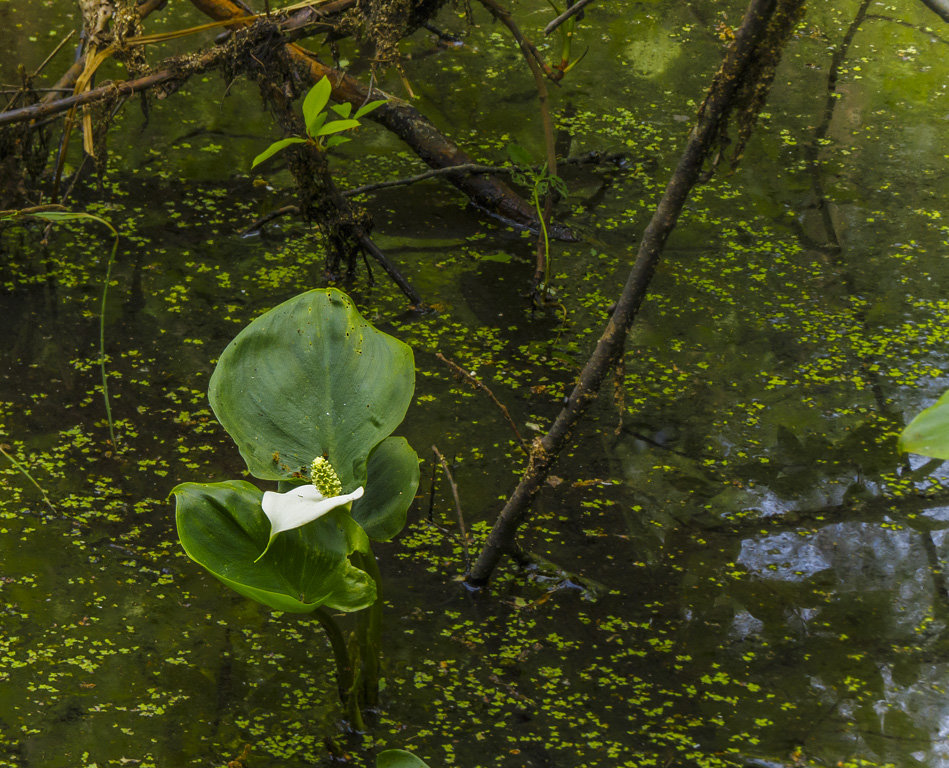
190, 0, 574, 239
465, 0, 807, 587
0, 71, 177, 128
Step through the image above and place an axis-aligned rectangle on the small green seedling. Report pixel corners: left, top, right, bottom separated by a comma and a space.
251, 76, 386, 168
507, 144, 568, 293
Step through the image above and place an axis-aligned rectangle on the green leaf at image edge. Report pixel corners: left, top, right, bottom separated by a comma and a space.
174, 480, 376, 613
377, 749, 431, 768
899, 388, 949, 460
208, 288, 415, 487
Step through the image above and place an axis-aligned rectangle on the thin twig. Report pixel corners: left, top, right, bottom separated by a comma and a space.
478, 0, 556, 79
345, 164, 512, 197
865, 14, 949, 43
544, 0, 595, 36
33, 30, 77, 78
433, 445, 471, 574
436, 352, 529, 455
0, 443, 57, 515
239, 203, 300, 234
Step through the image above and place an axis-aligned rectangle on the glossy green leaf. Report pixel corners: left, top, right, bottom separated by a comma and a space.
351, 437, 420, 541
302, 76, 332, 136
377, 749, 431, 768
174, 480, 376, 613
330, 102, 353, 118
354, 99, 387, 119
315, 118, 361, 137
251, 137, 306, 169
208, 288, 415, 487
325, 135, 352, 149
899, 388, 949, 459
307, 110, 328, 138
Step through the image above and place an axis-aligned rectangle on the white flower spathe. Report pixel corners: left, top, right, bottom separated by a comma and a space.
255, 484, 364, 562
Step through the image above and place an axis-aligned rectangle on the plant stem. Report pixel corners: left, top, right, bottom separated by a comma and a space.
354, 550, 383, 706
532, 182, 551, 290
0, 443, 57, 515
99, 231, 119, 451
311, 606, 355, 702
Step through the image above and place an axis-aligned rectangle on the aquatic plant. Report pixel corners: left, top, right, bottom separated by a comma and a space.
506, 143, 568, 295
173, 288, 419, 726
899, 388, 949, 459
0, 207, 120, 450
251, 76, 386, 168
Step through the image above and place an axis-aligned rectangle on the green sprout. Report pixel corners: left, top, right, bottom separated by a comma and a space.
251, 76, 386, 168
506, 144, 568, 294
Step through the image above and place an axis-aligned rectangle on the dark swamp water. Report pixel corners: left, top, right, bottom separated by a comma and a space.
1, 1, 948, 766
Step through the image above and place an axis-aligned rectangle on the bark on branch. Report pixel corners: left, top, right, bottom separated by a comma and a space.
465, 0, 807, 587
189, 0, 573, 238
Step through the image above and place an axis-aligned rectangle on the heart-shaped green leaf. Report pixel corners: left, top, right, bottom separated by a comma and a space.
330, 102, 353, 118
208, 288, 415, 487
351, 437, 420, 541
899, 388, 949, 460
174, 480, 376, 613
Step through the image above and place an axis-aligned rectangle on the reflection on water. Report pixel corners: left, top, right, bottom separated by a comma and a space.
1, 0, 948, 766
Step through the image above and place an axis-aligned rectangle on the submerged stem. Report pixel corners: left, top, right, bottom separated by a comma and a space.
99, 231, 119, 451
0, 443, 57, 515
311, 606, 355, 703
353, 550, 383, 707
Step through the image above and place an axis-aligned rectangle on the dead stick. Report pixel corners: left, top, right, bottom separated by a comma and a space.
433, 445, 471, 574
239, 203, 300, 234
42, 0, 167, 104
436, 352, 529, 456
345, 164, 513, 197
465, 0, 806, 588
357, 233, 424, 307
478, 0, 557, 79
0, 70, 178, 127
544, 0, 595, 36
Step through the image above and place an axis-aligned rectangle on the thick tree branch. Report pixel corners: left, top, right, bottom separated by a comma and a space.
190, 0, 573, 239
465, 0, 806, 587
920, 0, 949, 23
